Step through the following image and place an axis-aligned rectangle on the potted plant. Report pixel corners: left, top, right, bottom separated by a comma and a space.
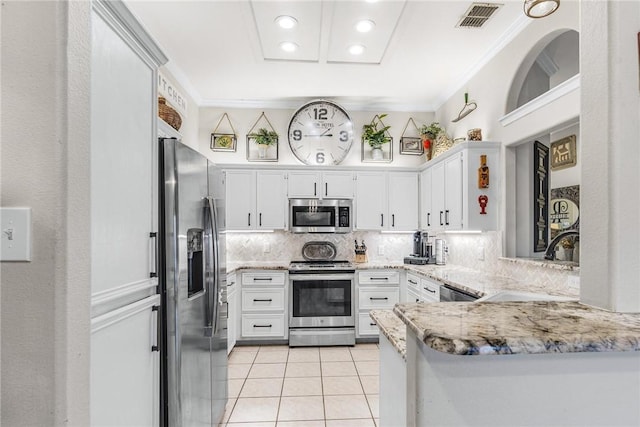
362, 114, 391, 160
419, 122, 444, 161
249, 127, 278, 158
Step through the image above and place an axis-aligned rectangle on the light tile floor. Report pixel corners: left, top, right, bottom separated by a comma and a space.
222, 344, 380, 427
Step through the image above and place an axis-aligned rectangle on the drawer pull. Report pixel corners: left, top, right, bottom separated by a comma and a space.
253, 324, 272, 328
253, 298, 273, 302
369, 322, 377, 326
408, 279, 417, 285
424, 287, 436, 293
369, 297, 389, 300
370, 277, 389, 281
253, 277, 273, 281
415, 298, 420, 302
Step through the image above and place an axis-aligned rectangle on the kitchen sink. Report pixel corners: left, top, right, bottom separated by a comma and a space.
475, 291, 577, 302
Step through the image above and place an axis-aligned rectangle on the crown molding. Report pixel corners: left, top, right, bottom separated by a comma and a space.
163, 61, 203, 106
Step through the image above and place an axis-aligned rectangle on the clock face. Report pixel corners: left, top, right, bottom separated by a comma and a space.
288, 100, 354, 165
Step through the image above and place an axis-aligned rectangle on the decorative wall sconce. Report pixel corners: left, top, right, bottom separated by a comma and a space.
524, 0, 560, 18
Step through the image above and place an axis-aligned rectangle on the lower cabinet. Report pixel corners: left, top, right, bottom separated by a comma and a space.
227, 272, 238, 354
405, 272, 441, 303
356, 270, 400, 338
239, 270, 287, 340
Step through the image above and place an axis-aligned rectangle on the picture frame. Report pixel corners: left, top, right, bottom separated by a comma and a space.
361, 137, 393, 163
550, 135, 577, 171
246, 135, 278, 162
210, 133, 237, 152
400, 137, 424, 155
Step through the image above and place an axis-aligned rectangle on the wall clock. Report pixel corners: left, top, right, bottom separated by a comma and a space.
287, 100, 354, 165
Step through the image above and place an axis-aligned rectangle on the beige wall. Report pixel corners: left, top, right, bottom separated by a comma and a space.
158, 66, 200, 150
1, 1, 91, 425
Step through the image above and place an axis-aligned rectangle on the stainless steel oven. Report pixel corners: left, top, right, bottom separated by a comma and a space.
288, 261, 355, 347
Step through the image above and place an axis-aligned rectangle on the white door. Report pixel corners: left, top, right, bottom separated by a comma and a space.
420, 169, 433, 230
226, 170, 256, 230
388, 173, 419, 231
430, 162, 445, 230
287, 171, 320, 198
256, 171, 287, 229
444, 154, 463, 229
323, 172, 354, 198
355, 172, 388, 230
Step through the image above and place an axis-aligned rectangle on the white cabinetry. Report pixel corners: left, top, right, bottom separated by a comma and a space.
405, 272, 440, 303
287, 171, 354, 198
356, 270, 400, 338
227, 271, 238, 354
355, 172, 418, 231
225, 170, 287, 230
421, 142, 500, 232
240, 270, 288, 340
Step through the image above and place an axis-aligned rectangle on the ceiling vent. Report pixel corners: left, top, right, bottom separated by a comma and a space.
456, 3, 503, 28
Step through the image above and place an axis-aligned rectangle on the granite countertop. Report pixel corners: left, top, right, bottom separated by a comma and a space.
370, 309, 407, 359
393, 301, 640, 356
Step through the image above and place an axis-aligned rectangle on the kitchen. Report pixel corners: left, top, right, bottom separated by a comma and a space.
2, 1, 640, 427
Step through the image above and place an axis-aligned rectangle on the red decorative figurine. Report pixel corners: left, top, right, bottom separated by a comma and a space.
478, 195, 488, 215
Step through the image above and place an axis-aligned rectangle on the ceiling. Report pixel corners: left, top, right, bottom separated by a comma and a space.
125, 0, 532, 112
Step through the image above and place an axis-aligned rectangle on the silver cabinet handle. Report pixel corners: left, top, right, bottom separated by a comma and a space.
149, 232, 158, 278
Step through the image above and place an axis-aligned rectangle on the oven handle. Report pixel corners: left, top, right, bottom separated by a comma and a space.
289, 273, 354, 281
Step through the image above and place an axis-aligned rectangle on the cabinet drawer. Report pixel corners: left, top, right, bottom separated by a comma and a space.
420, 278, 440, 301
358, 270, 400, 285
407, 288, 422, 303
406, 273, 420, 292
358, 312, 380, 336
241, 314, 286, 338
242, 271, 286, 286
242, 289, 285, 312
358, 287, 399, 310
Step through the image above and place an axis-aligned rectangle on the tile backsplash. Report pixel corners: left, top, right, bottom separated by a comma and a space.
227, 230, 578, 293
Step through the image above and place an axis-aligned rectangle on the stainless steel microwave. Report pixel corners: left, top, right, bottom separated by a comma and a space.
289, 199, 352, 233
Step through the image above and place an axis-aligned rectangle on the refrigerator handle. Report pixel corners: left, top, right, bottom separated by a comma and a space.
151, 305, 160, 352
205, 196, 222, 337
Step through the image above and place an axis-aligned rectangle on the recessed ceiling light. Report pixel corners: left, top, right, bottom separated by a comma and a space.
355, 20, 375, 33
348, 44, 365, 55
275, 15, 297, 29
280, 41, 298, 52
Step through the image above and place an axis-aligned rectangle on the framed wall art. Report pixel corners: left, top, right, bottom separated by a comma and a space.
550, 135, 576, 171
246, 112, 279, 162
399, 118, 424, 156
210, 112, 237, 152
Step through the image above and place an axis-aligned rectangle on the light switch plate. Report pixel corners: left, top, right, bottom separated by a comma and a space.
1, 207, 32, 261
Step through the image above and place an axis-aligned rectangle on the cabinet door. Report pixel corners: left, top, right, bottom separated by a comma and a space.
323, 172, 354, 198
256, 171, 286, 229
420, 169, 433, 230
287, 171, 320, 198
444, 154, 463, 229
431, 162, 445, 230
355, 172, 388, 230
226, 273, 238, 355
226, 170, 256, 230
388, 173, 419, 231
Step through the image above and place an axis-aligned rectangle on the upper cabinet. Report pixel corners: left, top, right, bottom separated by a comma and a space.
225, 170, 287, 230
287, 171, 354, 199
355, 171, 419, 231
421, 142, 500, 232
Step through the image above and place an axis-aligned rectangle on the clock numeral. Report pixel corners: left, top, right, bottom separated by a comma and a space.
292, 129, 302, 141
314, 108, 328, 120
339, 131, 348, 142
316, 152, 325, 164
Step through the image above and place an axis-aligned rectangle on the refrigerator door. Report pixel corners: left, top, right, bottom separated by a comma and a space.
207, 163, 228, 425
162, 138, 216, 427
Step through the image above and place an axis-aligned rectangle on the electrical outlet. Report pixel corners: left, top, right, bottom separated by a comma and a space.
476, 245, 485, 261
263, 242, 270, 253
568, 275, 580, 289
378, 245, 385, 256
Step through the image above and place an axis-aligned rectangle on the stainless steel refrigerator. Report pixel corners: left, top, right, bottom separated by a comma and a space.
159, 137, 227, 427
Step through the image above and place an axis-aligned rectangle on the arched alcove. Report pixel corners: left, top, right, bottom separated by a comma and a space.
505, 29, 579, 114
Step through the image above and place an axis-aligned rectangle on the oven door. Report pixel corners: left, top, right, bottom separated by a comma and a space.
289, 273, 355, 328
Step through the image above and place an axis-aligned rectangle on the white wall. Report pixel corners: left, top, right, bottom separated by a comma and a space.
1, 1, 91, 425
199, 107, 433, 168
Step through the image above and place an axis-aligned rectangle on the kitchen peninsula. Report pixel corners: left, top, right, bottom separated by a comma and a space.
380, 301, 640, 426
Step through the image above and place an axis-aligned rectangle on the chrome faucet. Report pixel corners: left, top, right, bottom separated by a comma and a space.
544, 230, 579, 260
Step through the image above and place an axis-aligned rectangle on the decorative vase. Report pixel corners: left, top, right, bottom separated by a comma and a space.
422, 138, 432, 161
371, 147, 383, 160
158, 97, 182, 131
258, 145, 268, 159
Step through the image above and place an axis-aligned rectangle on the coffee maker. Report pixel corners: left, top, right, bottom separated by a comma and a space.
405, 231, 432, 265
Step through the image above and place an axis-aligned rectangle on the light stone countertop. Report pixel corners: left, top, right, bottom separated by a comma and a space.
393, 301, 640, 356
370, 309, 407, 360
